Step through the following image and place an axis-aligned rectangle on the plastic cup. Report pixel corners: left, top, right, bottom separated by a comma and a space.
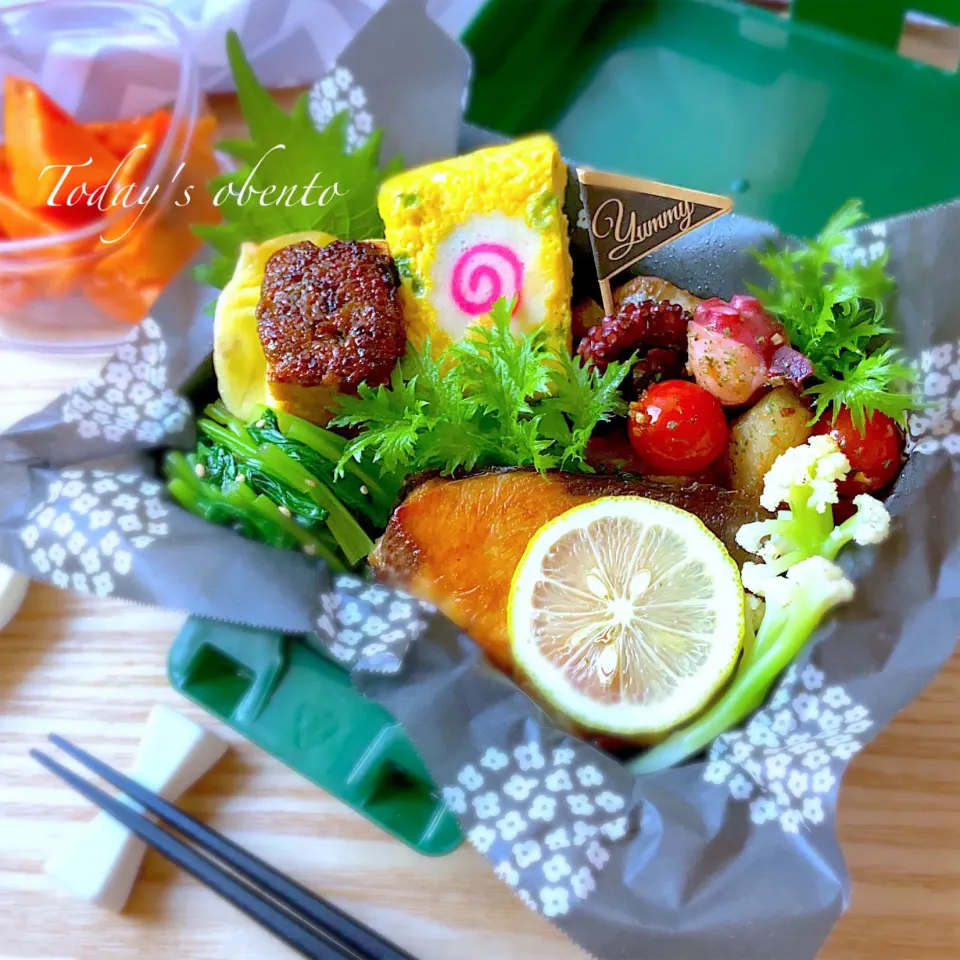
0, 0, 215, 352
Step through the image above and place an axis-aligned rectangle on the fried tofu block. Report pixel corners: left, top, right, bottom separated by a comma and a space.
214, 233, 403, 426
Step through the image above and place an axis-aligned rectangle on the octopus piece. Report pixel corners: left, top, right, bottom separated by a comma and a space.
687, 294, 815, 406
577, 299, 691, 372
574, 276, 705, 391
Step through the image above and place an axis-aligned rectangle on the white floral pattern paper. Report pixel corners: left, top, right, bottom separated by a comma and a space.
19, 470, 170, 598
60, 318, 190, 446
444, 740, 632, 917
907, 339, 960, 456
308, 66, 375, 151
315, 574, 436, 672
704, 663, 872, 834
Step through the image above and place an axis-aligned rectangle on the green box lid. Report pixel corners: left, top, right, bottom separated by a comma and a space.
464, 0, 960, 235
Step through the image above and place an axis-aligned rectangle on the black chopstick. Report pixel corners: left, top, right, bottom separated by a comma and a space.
32, 738, 416, 960
31, 747, 353, 960
45, 735, 414, 960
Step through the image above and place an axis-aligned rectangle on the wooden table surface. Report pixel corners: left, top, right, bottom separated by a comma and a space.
2, 15, 960, 959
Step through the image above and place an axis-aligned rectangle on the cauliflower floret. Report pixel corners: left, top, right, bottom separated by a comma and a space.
741, 560, 779, 598
758, 537, 786, 563
735, 519, 777, 556
760, 557, 854, 635
736, 436, 892, 662
786, 555, 855, 604
747, 556, 854, 661
759, 444, 812, 513
760, 434, 851, 514
848, 494, 891, 546
808, 477, 841, 515
810, 435, 852, 480
740, 434, 891, 585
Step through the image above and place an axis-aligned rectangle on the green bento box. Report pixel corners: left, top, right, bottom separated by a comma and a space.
169, 0, 960, 856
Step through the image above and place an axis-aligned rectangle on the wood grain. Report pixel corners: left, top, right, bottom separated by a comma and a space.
2, 15, 959, 957
2, 324, 958, 960
0, 585, 580, 960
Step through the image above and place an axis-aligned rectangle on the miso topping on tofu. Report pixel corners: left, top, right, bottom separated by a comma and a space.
255, 239, 407, 425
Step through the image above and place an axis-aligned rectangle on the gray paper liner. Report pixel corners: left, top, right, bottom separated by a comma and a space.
1, 3, 958, 958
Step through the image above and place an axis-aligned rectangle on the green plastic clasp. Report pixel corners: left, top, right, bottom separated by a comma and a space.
168, 618, 463, 856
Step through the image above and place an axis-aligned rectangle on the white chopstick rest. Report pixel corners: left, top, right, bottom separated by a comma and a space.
0, 563, 28, 631
45, 705, 228, 912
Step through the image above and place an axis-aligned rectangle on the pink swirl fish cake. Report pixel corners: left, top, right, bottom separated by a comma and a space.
378, 135, 573, 354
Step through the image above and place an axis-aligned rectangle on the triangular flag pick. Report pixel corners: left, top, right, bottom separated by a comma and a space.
577, 168, 733, 314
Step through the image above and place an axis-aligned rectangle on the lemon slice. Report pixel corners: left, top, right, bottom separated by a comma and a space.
214, 231, 336, 421
508, 496, 745, 739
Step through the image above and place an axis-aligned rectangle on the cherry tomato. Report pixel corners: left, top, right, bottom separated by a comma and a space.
813, 407, 904, 496
628, 380, 728, 476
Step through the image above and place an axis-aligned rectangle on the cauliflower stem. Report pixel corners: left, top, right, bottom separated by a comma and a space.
631, 558, 853, 774
630, 434, 892, 776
